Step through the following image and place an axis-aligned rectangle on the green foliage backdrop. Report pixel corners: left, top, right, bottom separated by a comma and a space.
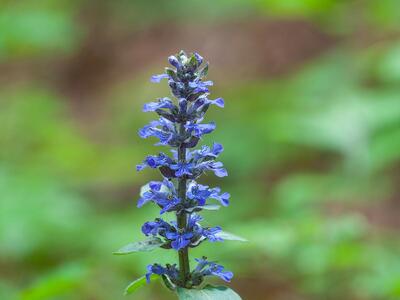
1, 1, 399, 299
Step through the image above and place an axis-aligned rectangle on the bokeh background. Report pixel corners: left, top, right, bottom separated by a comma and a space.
1, 1, 400, 299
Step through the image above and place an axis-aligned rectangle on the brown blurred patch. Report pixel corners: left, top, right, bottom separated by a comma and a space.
58, 19, 336, 99
233, 275, 307, 300
0, 16, 336, 124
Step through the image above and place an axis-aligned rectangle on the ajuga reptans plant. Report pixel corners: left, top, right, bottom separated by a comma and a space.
115, 51, 244, 299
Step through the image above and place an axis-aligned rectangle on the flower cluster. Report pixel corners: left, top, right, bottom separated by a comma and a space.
137, 143, 228, 178
137, 178, 229, 214
141, 214, 223, 250
121, 51, 235, 290
146, 257, 233, 287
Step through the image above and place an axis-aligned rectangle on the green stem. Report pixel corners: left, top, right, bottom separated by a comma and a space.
177, 124, 190, 287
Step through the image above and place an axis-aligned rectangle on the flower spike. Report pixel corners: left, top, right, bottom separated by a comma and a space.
116, 51, 243, 297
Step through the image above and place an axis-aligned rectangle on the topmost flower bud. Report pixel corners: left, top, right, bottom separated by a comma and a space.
168, 55, 182, 70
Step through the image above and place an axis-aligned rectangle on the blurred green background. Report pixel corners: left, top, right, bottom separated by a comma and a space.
1, 1, 400, 299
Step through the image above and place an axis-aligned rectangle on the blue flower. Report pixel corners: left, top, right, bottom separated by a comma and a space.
139, 118, 178, 146
187, 97, 207, 115
186, 182, 230, 207
188, 97, 224, 115
194, 258, 233, 282
202, 226, 223, 242
143, 97, 175, 112
209, 187, 230, 206
138, 181, 167, 207
139, 127, 172, 145
136, 153, 173, 171
137, 179, 179, 211
207, 264, 233, 282
189, 80, 213, 94
158, 196, 181, 214
187, 213, 203, 228
185, 121, 216, 138
142, 221, 161, 236
184, 214, 225, 245
142, 221, 160, 236
208, 97, 224, 108
194, 257, 209, 272
186, 182, 213, 206
137, 179, 183, 214
146, 264, 166, 282
150, 74, 169, 83
145, 264, 179, 284
170, 162, 193, 177
192, 143, 224, 160
142, 218, 171, 236
168, 55, 182, 70
195, 161, 228, 177
166, 231, 193, 250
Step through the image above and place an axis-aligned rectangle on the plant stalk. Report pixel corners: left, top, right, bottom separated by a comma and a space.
177, 124, 190, 287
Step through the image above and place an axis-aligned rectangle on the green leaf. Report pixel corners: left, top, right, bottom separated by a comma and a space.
165, 68, 177, 81
113, 237, 164, 255
215, 231, 247, 242
188, 54, 198, 68
20, 264, 87, 300
124, 274, 158, 295
201, 204, 221, 210
177, 285, 242, 300
186, 204, 221, 213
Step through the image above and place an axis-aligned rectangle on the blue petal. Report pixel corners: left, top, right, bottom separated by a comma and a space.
210, 97, 224, 108
149, 181, 162, 191
185, 122, 216, 137
150, 74, 169, 83
214, 270, 233, 282
172, 235, 191, 250
143, 98, 173, 112
179, 98, 188, 113
168, 56, 181, 69
142, 221, 160, 236
219, 192, 230, 206
193, 86, 209, 94
138, 125, 153, 138
212, 143, 224, 156
203, 226, 223, 242
188, 81, 199, 88
200, 122, 216, 135
214, 168, 228, 177
145, 272, 152, 283
136, 163, 146, 171
166, 231, 178, 240
137, 197, 150, 208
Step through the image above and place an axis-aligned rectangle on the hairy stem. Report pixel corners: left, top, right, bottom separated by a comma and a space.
177, 124, 190, 287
